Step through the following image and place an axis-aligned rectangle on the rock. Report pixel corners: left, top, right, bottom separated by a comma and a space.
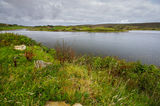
14, 45, 26, 51
45, 101, 70, 106
73, 103, 83, 106
45, 101, 83, 106
34, 60, 52, 69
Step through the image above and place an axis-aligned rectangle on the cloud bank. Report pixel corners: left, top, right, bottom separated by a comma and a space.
0, 0, 160, 25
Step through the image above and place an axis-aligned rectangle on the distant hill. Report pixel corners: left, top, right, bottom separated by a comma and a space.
1, 22, 160, 27
0, 23, 20, 27
1, 22, 160, 31
77, 22, 160, 31
77, 22, 160, 28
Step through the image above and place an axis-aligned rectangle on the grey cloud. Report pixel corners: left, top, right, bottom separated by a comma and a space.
0, 0, 62, 25
0, 0, 160, 25
13, 0, 60, 19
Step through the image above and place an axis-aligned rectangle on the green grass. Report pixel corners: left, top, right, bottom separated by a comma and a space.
1, 23, 160, 32
0, 23, 27, 31
28, 26, 126, 32
0, 33, 160, 105
0, 26, 26, 31
27, 24, 160, 32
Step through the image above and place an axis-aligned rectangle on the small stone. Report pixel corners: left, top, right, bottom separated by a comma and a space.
14, 45, 26, 51
34, 60, 52, 69
73, 103, 83, 106
45, 101, 70, 106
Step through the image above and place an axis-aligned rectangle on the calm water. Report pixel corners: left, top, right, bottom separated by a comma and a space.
1, 30, 160, 65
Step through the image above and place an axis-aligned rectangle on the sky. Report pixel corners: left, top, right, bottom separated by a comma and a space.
0, 0, 160, 26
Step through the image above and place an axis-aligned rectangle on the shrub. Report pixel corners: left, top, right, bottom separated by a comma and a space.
25, 50, 34, 61
55, 42, 75, 64
0, 33, 37, 47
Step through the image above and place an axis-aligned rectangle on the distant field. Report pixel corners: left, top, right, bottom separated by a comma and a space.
0, 23, 27, 31
1, 22, 160, 32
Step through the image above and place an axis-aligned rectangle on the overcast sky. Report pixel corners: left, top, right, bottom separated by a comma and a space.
0, 0, 160, 25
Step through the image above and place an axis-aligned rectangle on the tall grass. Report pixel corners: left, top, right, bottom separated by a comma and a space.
54, 43, 160, 105
0, 33, 160, 105
55, 41, 75, 64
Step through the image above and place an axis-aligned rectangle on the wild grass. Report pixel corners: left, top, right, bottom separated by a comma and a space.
0, 33, 37, 47
0, 23, 26, 31
55, 41, 75, 64
0, 33, 160, 105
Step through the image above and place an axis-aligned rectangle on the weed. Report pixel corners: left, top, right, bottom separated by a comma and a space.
25, 50, 34, 61
55, 41, 75, 64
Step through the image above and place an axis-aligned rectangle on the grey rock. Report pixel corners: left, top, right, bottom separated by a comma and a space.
14, 45, 26, 51
34, 60, 52, 69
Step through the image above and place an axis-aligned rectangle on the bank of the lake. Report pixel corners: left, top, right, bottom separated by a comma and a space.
0, 33, 160, 106
0, 23, 27, 31
2, 29, 160, 66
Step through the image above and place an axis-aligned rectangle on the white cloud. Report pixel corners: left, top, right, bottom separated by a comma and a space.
0, 0, 159, 25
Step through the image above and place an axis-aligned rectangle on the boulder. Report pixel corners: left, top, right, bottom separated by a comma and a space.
73, 103, 83, 106
14, 45, 26, 51
45, 101, 70, 106
34, 60, 52, 69
45, 101, 83, 106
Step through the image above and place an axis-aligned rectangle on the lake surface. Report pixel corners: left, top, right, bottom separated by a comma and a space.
1, 30, 160, 65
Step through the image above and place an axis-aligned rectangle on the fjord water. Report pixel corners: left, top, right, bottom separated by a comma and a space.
2, 30, 160, 65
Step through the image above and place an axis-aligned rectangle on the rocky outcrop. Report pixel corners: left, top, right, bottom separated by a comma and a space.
34, 60, 52, 69
45, 101, 82, 106
45, 101, 70, 106
73, 103, 83, 106
14, 45, 26, 51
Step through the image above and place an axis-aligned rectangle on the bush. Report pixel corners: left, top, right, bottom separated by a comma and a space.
0, 33, 37, 47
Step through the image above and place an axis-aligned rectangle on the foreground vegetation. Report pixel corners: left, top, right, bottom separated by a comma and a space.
0, 33, 160, 105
